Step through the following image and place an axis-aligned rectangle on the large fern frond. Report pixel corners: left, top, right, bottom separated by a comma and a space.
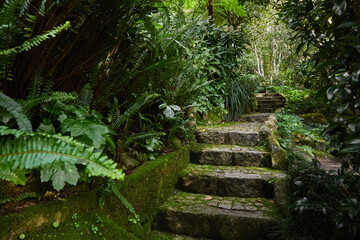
0, 127, 125, 189
0, 92, 32, 132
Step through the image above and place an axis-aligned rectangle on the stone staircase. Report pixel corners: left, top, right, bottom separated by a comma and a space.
256, 93, 286, 113
155, 115, 286, 240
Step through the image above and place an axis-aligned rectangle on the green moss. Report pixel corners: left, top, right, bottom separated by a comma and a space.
299, 113, 327, 125
24, 212, 139, 240
0, 147, 190, 240
312, 149, 333, 157
271, 146, 288, 170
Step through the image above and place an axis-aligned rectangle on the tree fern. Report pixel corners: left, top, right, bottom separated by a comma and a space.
0, 126, 124, 190
0, 92, 33, 132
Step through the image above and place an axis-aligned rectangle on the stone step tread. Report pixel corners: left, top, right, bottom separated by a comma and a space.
195, 122, 263, 146
258, 103, 285, 107
237, 113, 273, 123
150, 231, 210, 240
193, 144, 268, 153
258, 109, 279, 113
160, 191, 277, 216
255, 93, 283, 97
182, 164, 285, 180
156, 192, 278, 239
177, 164, 285, 198
197, 122, 263, 133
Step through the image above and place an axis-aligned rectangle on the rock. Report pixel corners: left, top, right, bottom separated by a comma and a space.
299, 113, 327, 125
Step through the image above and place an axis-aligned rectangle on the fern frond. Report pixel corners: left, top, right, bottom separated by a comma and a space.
0, 92, 32, 132
21, 91, 76, 114
111, 93, 159, 131
122, 131, 166, 147
0, 127, 125, 188
107, 97, 119, 124
110, 184, 140, 223
76, 84, 93, 107
15, 192, 40, 202
0, 21, 71, 56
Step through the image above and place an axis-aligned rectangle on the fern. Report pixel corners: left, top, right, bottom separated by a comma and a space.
76, 84, 93, 107
0, 192, 40, 205
0, 21, 71, 56
15, 192, 40, 202
111, 92, 159, 131
0, 126, 124, 190
0, 92, 33, 132
122, 131, 166, 147
110, 184, 140, 224
21, 91, 76, 114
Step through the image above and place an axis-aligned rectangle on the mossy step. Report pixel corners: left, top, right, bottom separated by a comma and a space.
177, 164, 286, 198
256, 99, 286, 105
258, 108, 279, 113
258, 103, 285, 109
255, 93, 283, 97
196, 122, 263, 146
237, 113, 273, 123
190, 144, 271, 168
156, 191, 278, 240
150, 231, 210, 240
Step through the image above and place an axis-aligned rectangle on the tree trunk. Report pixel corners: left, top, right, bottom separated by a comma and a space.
207, 0, 214, 24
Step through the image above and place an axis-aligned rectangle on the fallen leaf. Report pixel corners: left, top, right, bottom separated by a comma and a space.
199, 129, 206, 132
204, 196, 213, 200
269, 200, 274, 204
193, 171, 199, 174
256, 199, 263, 203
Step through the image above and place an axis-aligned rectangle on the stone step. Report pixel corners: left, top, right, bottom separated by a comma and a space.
156, 191, 278, 240
258, 103, 285, 109
195, 122, 263, 146
150, 231, 210, 240
237, 113, 273, 122
256, 96, 285, 100
258, 108, 279, 113
190, 145, 271, 168
256, 92, 283, 97
257, 99, 286, 105
177, 164, 285, 198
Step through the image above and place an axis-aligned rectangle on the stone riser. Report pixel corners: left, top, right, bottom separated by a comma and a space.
177, 174, 274, 198
238, 113, 272, 122
196, 131, 260, 146
258, 104, 285, 109
156, 206, 276, 240
190, 150, 271, 168
258, 109, 278, 113
257, 99, 286, 104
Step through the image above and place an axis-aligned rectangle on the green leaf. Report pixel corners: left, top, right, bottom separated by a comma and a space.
326, 86, 338, 100
41, 164, 80, 191
336, 22, 358, 28
345, 138, 360, 145
61, 119, 109, 148
337, 103, 349, 113
340, 144, 360, 153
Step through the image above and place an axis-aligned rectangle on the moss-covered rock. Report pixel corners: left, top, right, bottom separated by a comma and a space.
200, 108, 224, 125
0, 148, 190, 240
299, 113, 327, 125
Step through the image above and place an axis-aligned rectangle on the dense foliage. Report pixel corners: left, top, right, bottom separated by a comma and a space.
280, 0, 360, 163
